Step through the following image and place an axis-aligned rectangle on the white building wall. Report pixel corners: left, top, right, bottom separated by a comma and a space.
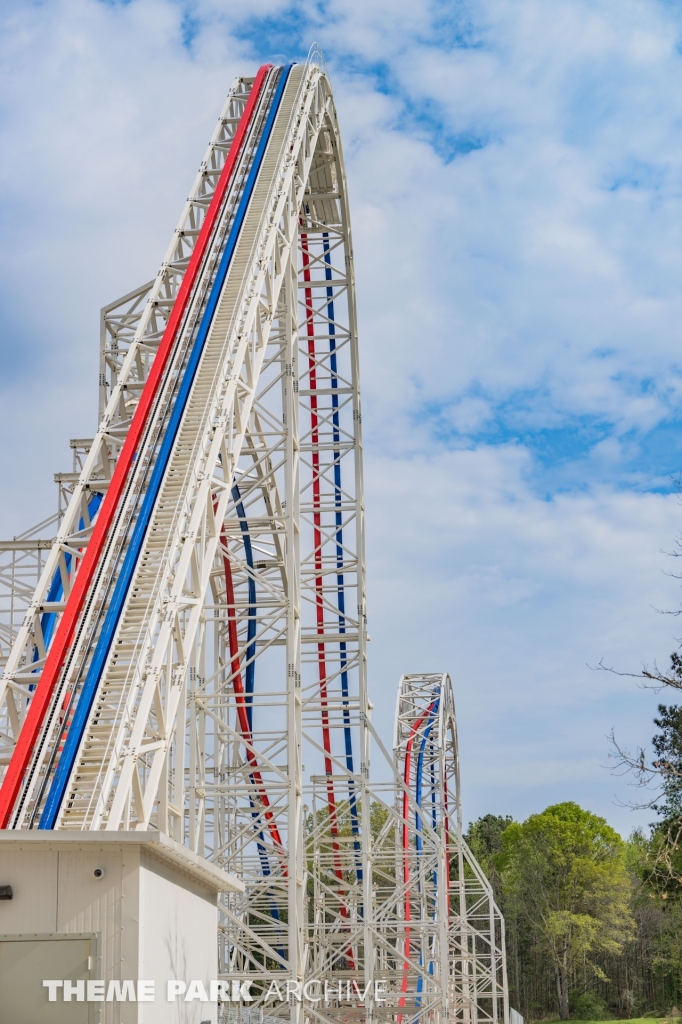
0, 834, 237, 1024
54, 845, 137, 1024
0, 845, 59, 933
0, 841, 137, 1024
139, 849, 217, 1024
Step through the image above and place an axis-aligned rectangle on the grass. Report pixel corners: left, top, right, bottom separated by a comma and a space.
543, 1019, 674, 1024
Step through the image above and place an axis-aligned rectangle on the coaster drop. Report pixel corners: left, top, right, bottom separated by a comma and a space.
0, 47, 508, 1024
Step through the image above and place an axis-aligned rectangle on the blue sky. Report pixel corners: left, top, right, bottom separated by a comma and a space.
2, 0, 682, 832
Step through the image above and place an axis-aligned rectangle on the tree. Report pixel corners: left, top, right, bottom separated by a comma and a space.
604, 513, 682, 895
466, 813, 514, 864
465, 815, 520, 1002
609, 654, 682, 889
498, 802, 634, 1020
651, 704, 682, 821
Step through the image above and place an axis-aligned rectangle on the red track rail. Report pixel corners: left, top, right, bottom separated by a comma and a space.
0, 66, 272, 828
301, 231, 356, 968
398, 700, 438, 1018
219, 523, 285, 858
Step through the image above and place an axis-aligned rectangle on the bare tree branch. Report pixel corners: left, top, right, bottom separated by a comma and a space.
596, 657, 682, 692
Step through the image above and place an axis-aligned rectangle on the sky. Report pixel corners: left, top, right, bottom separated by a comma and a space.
2, 0, 682, 834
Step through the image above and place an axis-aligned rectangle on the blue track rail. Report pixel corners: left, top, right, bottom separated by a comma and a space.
322, 233, 362, 880
415, 690, 440, 1006
233, 484, 257, 733
32, 495, 103, 666
40, 64, 294, 829
230, 482, 283, 943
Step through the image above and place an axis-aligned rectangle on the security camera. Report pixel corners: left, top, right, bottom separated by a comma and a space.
93, 867, 105, 879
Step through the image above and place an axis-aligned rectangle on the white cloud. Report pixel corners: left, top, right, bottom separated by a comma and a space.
1, 0, 682, 831
326, 0, 682, 442
0, 0, 254, 530
364, 445, 682, 830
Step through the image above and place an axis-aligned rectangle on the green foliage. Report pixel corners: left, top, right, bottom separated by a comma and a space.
307, 796, 682, 1022
572, 992, 610, 1020
484, 805, 682, 1022
651, 703, 682, 823
466, 813, 514, 864
499, 802, 634, 1020
370, 800, 392, 842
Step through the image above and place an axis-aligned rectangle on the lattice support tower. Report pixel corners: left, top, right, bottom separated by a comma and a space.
0, 49, 509, 1024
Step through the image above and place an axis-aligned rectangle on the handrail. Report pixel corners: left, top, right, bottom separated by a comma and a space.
38, 66, 293, 829
0, 66, 274, 830
306, 42, 328, 76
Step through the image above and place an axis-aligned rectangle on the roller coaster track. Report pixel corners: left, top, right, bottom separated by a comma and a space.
392, 674, 508, 1024
0, 48, 509, 1024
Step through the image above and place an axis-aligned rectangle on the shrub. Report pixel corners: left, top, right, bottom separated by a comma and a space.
572, 993, 610, 1020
